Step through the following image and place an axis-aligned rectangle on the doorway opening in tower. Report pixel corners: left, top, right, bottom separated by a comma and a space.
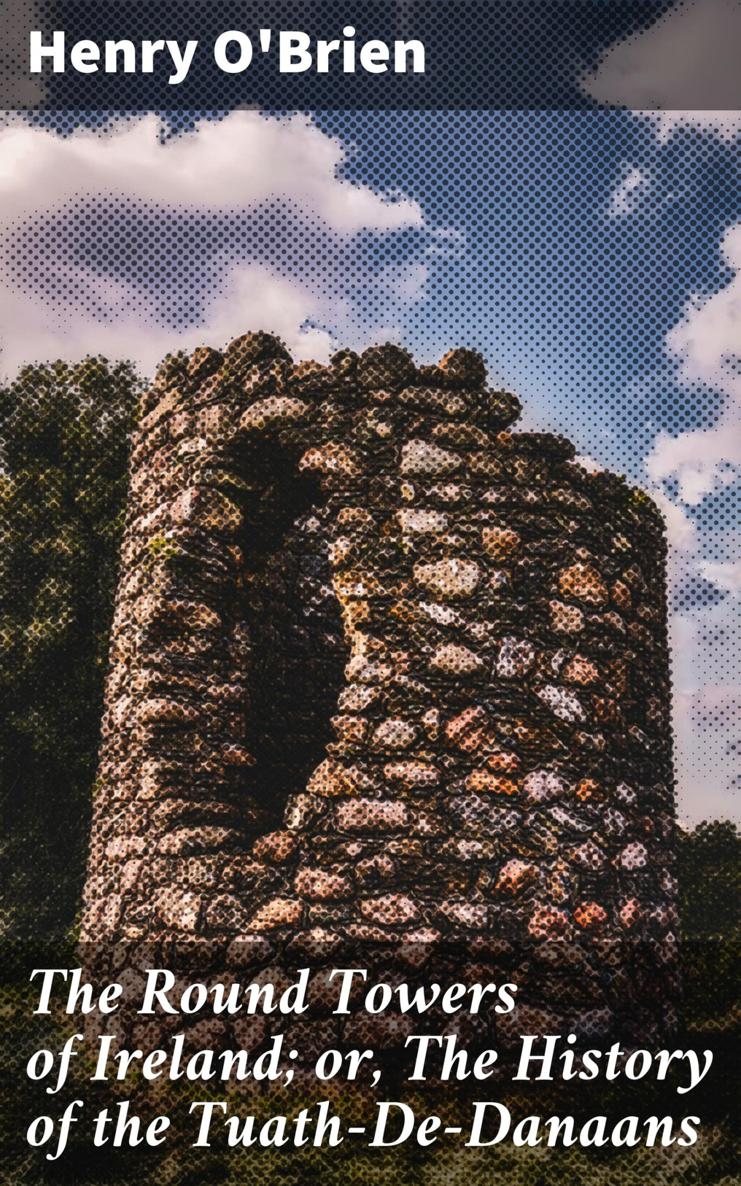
235, 437, 348, 840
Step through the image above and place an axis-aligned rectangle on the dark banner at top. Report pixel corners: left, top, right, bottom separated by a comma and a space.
2, 0, 740, 110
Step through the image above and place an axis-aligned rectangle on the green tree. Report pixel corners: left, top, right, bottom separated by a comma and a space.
677, 819, 740, 1030
0, 357, 139, 943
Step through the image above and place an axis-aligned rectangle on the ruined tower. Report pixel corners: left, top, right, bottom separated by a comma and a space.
81, 335, 678, 1043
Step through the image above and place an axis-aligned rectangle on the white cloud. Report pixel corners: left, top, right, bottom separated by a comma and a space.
0, 112, 422, 233
650, 473, 740, 828
650, 488, 698, 552
637, 111, 741, 143
667, 223, 741, 398
0, 261, 336, 378
609, 166, 651, 216
573, 453, 604, 474
583, 0, 741, 136
646, 221, 741, 504
0, 113, 427, 380
647, 427, 739, 504
700, 560, 741, 594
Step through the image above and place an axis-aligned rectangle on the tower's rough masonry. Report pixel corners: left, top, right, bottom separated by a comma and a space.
82, 335, 678, 1045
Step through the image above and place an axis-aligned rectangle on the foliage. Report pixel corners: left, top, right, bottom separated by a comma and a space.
0, 357, 140, 942
676, 820, 740, 1031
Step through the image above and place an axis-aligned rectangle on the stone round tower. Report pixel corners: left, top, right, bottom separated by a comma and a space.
82, 334, 678, 1044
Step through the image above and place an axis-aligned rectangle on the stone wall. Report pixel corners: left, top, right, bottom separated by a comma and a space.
81, 335, 678, 1043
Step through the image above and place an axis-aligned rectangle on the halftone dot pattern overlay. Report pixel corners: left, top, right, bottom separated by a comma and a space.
0, 77, 738, 1186
3, 108, 738, 826
7, 1, 739, 111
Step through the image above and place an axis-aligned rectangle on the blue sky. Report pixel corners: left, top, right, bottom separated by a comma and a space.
317, 109, 737, 462
0, 10, 739, 822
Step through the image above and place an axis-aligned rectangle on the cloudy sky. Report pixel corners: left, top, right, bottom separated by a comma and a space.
0, 2, 738, 822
